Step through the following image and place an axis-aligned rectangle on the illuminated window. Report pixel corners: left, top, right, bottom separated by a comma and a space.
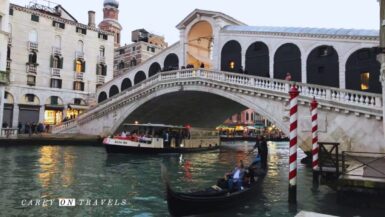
360, 72, 370, 91
229, 61, 235, 69
76, 60, 82, 72
44, 110, 63, 125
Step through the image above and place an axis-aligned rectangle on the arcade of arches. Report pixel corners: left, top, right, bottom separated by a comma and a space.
187, 21, 213, 68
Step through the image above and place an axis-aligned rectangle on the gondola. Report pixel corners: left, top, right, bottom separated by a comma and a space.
163, 166, 266, 217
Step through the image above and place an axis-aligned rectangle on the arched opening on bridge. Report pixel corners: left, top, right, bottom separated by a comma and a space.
307, 45, 339, 87
164, 53, 179, 71
245, 42, 269, 77
274, 43, 301, 82
187, 21, 213, 68
346, 48, 381, 93
221, 40, 241, 73
98, 91, 107, 103
109, 85, 119, 98
121, 78, 132, 91
134, 71, 146, 84
149, 62, 161, 77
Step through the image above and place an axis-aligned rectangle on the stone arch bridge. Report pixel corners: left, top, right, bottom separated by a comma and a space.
53, 69, 384, 153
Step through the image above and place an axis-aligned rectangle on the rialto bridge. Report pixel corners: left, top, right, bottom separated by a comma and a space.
53, 9, 385, 153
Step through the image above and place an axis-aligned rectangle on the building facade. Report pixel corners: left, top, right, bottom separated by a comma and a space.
0, 0, 11, 132
4, 2, 114, 128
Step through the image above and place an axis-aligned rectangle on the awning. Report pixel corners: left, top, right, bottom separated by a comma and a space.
68, 104, 89, 110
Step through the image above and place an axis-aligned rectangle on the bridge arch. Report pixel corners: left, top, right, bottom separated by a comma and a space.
109, 85, 119, 98
346, 48, 381, 93
221, 40, 242, 73
149, 62, 161, 77
274, 43, 301, 81
187, 20, 213, 68
121, 78, 132, 91
245, 41, 269, 77
134, 71, 146, 84
98, 91, 107, 103
307, 45, 339, 87
164, 53, 179, 71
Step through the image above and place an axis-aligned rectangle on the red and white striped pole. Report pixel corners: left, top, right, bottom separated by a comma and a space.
311, 97, 320, 190
289, 85, 299, 204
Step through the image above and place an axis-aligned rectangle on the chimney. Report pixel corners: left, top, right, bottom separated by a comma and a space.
88, 11, 96, 28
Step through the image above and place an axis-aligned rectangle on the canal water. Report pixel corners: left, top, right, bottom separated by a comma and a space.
0, 142, 382, 217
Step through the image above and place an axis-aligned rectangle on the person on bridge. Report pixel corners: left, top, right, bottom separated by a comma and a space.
285, 72, 292, 81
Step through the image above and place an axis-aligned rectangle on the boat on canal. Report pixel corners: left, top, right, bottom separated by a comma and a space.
164, 165, 266, 216
103, 123, 220, 154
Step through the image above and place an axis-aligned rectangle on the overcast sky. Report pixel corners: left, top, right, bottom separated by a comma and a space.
10, 0, 380, 45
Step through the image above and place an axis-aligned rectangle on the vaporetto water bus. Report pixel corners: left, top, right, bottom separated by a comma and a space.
103, 123, 220, 153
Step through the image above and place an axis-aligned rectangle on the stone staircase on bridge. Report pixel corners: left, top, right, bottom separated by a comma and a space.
52, 69, 383, 136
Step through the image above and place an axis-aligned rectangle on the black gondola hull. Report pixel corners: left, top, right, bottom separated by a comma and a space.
105, 144, 219, 154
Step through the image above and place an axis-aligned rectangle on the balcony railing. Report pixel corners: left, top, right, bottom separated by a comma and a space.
51, 68, 61, 77
27, 64, 37, 74
98, 56, 106, 63
74, 72, 84, 81
97, 75, 105, 84
52, 47, 61, 55
28, 41, 38, 51
0, 71, 10, 84
76, 51, 84, 59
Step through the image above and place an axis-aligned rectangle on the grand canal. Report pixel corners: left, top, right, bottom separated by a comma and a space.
0, 142, 382, 217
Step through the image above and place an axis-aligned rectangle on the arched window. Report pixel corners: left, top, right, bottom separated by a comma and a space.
121, 78, 132, 91
109, 85, 119, 97
118, 61, 125, 69
29, 30, 38, 42
245, 41, 269, 77
246, 112, 249, 121
98, 92, 107, 103
307, 45, 339, 87
130, 58, 137, 67
75, 60, 82, 72
28, 51, 37, 64
164, 53, 179, 71
221, 40, 242, 72
53, 56, 60, 68
274, 43, 301, 81
134, 71, 146, 84
54, 35, 61, 48
77, 40, 84, 52
100, 46, 105, 57
149, 62, 161, 77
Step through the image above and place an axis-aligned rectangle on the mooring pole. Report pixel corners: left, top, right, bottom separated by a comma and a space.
289, 85, 299, 204
311, 97, 320, 191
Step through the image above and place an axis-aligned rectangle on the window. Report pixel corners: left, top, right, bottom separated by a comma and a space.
50, 96, 58, 105
132, 47, 136, 52
28, 52, 37, 64
98, 33, 108, 40
53, 56, 59, 68
97, 64, 107, 76
130, 58, 137, 67
73, 81, 84, 91
26, 94, 35, 102
9, 8, 14, 16
27, 75, 36, 86
74, 98, 82, 105
119, 49, 125, 55
147, 46, 150, 51
246, 113, 249, 121
50, 79, 62, 89
52, 21, 65, 29
7, 45, 11, 60
229, 61, 235, 70
100, 46, 105, 57
31, 14, 39, 22
76, 27, 87, 35
75, 60, 82, 72
118, 61, 125, 69
151, 47, 155, 52
360, 72, 370, 91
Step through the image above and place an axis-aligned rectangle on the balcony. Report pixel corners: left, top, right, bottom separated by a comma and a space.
27, 64, 37, 74
51, 68, 61, 77
28, 41, 38, 51
76, 51, 84, 59
74, 72, 84, 81
52, 47, 61, 55
0, 71, 10, 84
97, 75, 105, 84
98, 56, 106, 63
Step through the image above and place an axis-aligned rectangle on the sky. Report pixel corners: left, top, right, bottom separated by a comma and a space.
10, 0, 380, 45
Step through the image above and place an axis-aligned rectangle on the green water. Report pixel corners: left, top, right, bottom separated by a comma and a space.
0, 142, 381, 217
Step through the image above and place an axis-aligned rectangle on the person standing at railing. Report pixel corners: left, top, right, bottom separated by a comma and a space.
285, 72, 292, 81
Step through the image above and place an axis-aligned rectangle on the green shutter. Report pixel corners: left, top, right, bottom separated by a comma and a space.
59, 57, 63, 69
50, 55, 53, 68
81, 61, 86, 72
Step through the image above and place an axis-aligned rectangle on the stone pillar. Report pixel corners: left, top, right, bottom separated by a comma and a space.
269, 53, 274, 79
339, 57, 346, 89
63, 105, 68, 120
241, 48, 247, 72
12, 104, 19, 128
179, 29, 186, 67
39, 105, 45, 123
301, 53, 307, 83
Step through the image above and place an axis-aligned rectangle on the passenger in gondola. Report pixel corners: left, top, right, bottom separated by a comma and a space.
226, 160, 245, 191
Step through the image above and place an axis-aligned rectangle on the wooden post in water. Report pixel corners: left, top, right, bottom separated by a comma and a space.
288, 85, 299, 204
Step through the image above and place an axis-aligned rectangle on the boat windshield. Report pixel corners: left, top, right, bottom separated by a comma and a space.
119, 123, 190, 140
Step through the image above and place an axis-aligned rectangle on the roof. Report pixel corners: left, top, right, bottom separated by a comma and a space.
176, 9, 246, 29
222, 25, 379, 37
123, 123, 186, 129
